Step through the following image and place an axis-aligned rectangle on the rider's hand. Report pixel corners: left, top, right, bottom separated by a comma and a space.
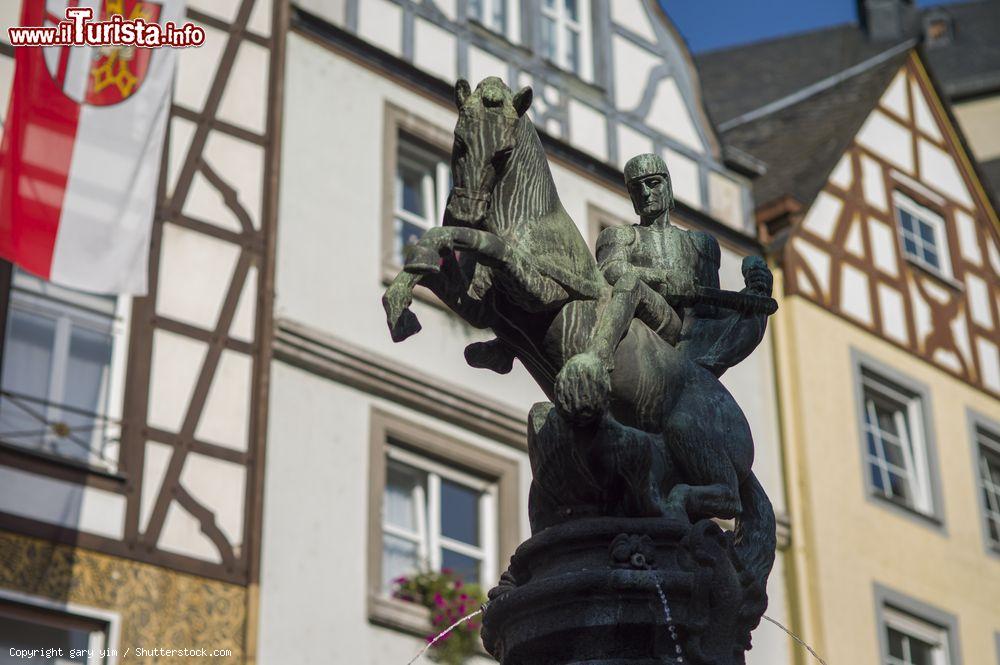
741, 256, 772, 296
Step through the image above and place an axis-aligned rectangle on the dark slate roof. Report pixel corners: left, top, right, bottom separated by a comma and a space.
696, 24, 897, 126
720, 52, 908, 208
921, 0, 1000, 98
695, 1, 1000, 127
980, 157, 1000, 201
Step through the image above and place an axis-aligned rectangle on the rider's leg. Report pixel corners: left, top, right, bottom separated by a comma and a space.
589, 274, 680, 370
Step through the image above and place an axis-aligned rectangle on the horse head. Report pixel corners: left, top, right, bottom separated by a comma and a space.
448, 77, 532, 227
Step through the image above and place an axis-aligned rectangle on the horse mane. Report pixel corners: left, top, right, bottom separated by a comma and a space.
488, 114, 560, 237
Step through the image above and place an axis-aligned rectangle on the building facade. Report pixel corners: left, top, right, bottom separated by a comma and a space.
0, 1, 284, 662
259, 1, 792, 664
707, 44, 1000, 664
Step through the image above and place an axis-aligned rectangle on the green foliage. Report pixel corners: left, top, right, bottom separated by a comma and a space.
392, 569, 486, 665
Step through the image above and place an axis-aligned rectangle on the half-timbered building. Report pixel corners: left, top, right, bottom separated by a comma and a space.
0, 1, 284, 661
260, 1, 792, 663
703, 42, 1000, 665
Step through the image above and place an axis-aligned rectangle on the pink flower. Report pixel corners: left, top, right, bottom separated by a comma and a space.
434, 592, 445, 607
454, 580, 463, 589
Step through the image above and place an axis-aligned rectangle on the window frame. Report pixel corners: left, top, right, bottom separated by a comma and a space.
383, 444, 499, 590
538, 0, 593, 81
0, 589, 120, 665
467, 0, 508, 36
0, 268, 131, 473
969, 409, 1000, 557
367, 407, 521, 636
874, 584, 961, 665
892, 190, 954, 281
851, 350, 945, 528
382, 104, 453, 281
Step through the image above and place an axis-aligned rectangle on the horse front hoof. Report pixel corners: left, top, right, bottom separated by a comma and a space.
388, 307, 422, 342
553, 353, 610, 427
402, 245, 441, 274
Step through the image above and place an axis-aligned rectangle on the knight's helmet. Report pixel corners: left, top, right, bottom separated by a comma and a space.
623, 153, 674, 211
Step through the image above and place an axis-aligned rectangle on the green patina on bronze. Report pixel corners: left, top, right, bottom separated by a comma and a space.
382, 77, 780, 664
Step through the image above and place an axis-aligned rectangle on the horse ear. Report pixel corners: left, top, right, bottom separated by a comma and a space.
513, 86, 533, 117
455, 79, 471, 109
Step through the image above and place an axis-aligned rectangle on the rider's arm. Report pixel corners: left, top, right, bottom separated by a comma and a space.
692, 231, 722, 290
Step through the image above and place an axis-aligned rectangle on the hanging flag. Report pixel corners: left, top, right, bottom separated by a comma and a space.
0, 0, 188, 295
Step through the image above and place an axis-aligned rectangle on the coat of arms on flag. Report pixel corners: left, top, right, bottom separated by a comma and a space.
0, 0, 187, 295
42, 0, 164, 106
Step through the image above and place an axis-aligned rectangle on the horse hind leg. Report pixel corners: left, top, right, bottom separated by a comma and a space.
661, 409, 743, 521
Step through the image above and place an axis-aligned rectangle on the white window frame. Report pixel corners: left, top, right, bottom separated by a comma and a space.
539, 0, 593, 81
0, 589, 121, 665
976, 425, 1000, 551
382, 444, 499, 591
861, 372, 934, 515
884, 607, 951, 665
393, 136, 450, 266
892, 191, 953, 280
0, 269, 130, 471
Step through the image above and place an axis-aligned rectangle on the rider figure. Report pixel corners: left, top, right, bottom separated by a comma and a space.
596, 153, 773, 377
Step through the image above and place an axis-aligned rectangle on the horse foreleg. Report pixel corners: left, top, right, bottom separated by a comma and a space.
383, 270, 423, 342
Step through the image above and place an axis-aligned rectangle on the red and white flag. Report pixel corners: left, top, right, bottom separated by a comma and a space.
0, 0, 186, 295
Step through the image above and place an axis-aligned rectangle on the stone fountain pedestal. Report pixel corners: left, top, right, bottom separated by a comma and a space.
481, 514, 766, 665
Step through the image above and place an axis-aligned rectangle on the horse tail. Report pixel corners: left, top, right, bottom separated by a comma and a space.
734, 472, 776, 592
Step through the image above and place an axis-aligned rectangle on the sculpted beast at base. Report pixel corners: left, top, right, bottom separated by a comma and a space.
382, 77, 778, 665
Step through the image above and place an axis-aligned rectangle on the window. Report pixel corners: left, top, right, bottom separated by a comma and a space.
382, 445, 497, 589
468, 0, 507, 34
883, 608, 952, 665
540, 0, 591, 78
860, 370, 934, 515
0, 596, 112, 665
0, 268, 129, 472
893, 191, 953, 280
391, 134, 450, 268
975, 424, 1000, 551
367, 408, 520, 633
923, 11, 953, 47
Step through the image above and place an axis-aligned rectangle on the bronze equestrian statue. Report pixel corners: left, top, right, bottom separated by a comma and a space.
383, 77, 778, 665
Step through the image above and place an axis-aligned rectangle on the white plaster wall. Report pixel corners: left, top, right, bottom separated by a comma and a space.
857, 110, 914, 174
414, 17, 457, 83
612, 35, 660, 112
881, 71, 909, 120
358, 0, 403, 57
294, 0, 347, 27
0, 467, 125, 540
953, 95, 1000, 161
259, 361, 529, 665
610, 0, 658, 43
276, 33, 542, 413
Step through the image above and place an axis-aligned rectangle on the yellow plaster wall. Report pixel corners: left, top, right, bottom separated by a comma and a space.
0, 531, 247, 664
774, 292, 1000, 665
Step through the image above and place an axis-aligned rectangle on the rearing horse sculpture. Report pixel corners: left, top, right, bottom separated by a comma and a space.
382, 77, 776, 593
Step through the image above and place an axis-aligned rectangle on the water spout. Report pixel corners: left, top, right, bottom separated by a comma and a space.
654, 582, 684, 662
405, 605, 487, 665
